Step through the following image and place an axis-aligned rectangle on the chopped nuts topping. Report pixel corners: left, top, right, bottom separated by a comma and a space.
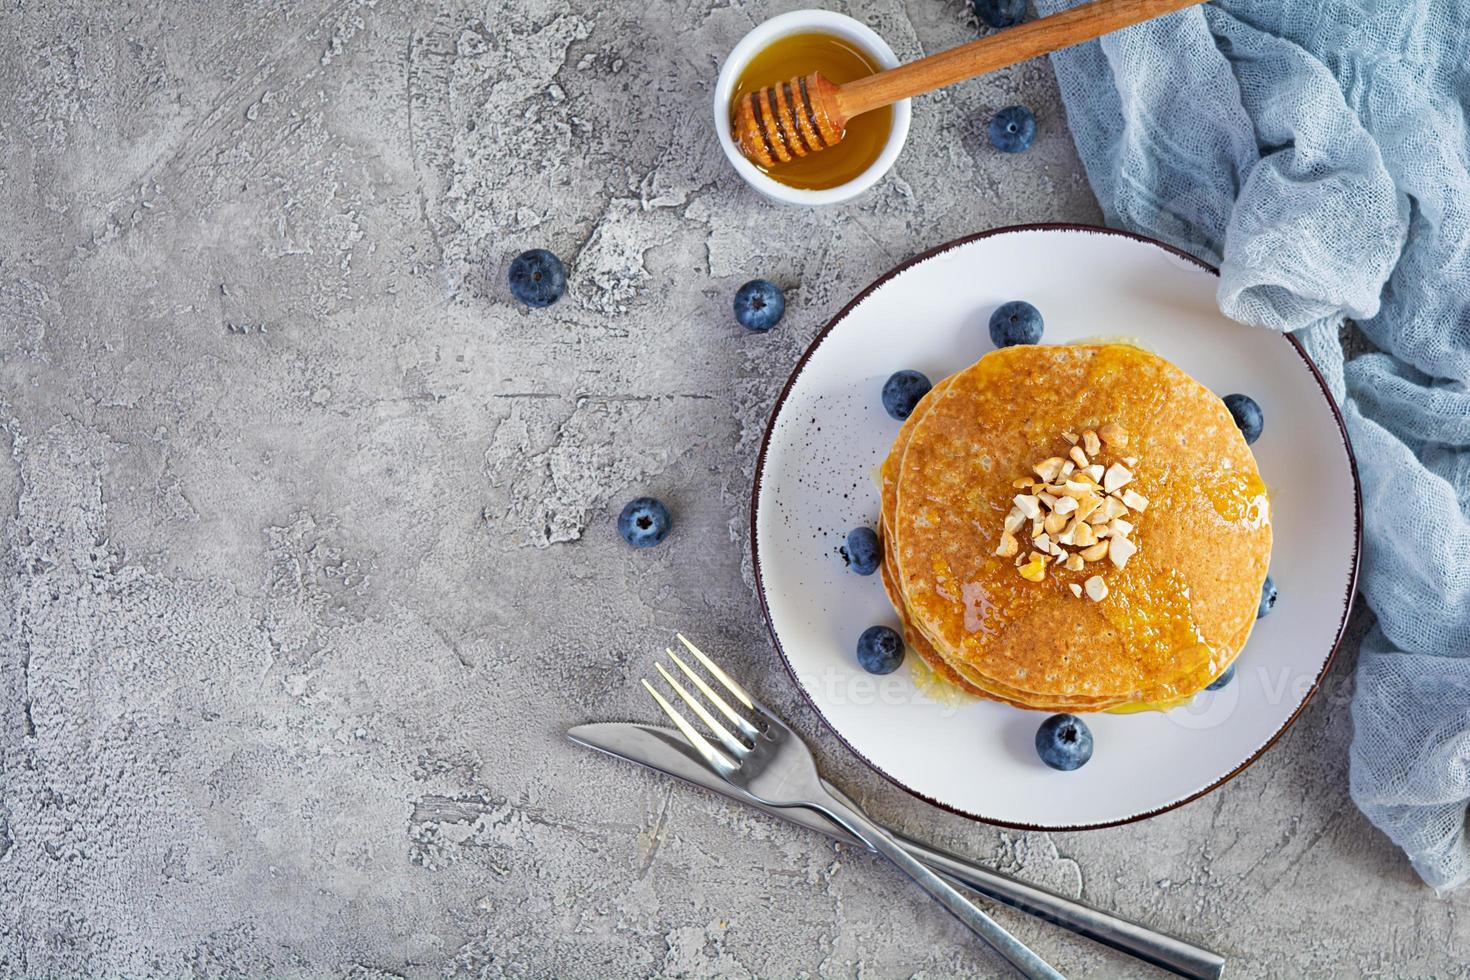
1103, 462, 1134, 494
998, 421, 1144, 597
1099, 421, 1128, 448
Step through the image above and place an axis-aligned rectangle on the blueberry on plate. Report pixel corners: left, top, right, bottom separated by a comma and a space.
734, 279, 786, 332
988, 105, 1036, 153
989, 300, 1044, 347
617, 497, 671, 549
882, 370, 932, 421
972, 0, 1026, 28
1258, 574, 1278, 618
507, 248, 567, 308
1206, 664, 1236, 691
1223, 393, 1264, 444
1035, 713, 1093, 771
845, 526, 881, 576
856, 625, 905, 675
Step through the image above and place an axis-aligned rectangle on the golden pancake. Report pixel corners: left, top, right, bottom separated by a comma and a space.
889, 344, 1270, 711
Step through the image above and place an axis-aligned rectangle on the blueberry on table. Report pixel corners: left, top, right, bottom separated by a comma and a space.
1223, 393, 1264, 444
972, 0, 1026, 29
1206, 664, 1236, 691
1035, 713, 1094, 771
1258, 574, 1278, 618
989, 300, 1044, 347
856, 625, 905, 675
617, 497, 671, 549
734, 279, 786, 332
845, 526, 881, 576
507, 249, 567, 308
881, 370, 932, 421
988, 105, 1036, 153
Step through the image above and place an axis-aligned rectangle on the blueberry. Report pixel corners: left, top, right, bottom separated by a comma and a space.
989, 300, 1044, 347
1258, 574, 1278, 618
856, 625, 905, 674
845, 526, 882, 576
1206, 664, 1236, 691
988, 105, 1036, 153
507, 249, 567, 308
972, 0, 1026, 28
1035, 713, 1093, 771
734, 279, 786, 332
617, 497, 671, 549
1223, 393, 1264, 445
882, 370, 932, 421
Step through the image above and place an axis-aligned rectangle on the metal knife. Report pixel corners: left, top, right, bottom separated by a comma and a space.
568, 721, 1225, 980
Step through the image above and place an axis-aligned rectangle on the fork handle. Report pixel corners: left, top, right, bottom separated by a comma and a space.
810, 782, 1067, 980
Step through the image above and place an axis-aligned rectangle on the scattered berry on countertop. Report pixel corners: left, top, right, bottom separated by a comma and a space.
972, 0, 1026, 29
1223, 393, 1264, 444
845, 526, 881, 576
881, 370, 932, 421
989, 300, 1044, 347
734, 279, 786, 332
1035, 713, 1094, 771
1207, 664, 1236, 691
617, 497, 671, 549
1258, 574, 1278, 618
856, 625, 905, 675
507, 249, 567, 308
988, 105, 1036, 153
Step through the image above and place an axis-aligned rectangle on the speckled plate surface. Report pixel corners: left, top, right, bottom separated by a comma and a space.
750, 225, 1361, 830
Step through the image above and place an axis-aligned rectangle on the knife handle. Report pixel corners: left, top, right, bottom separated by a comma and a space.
893, 831, 1224, 980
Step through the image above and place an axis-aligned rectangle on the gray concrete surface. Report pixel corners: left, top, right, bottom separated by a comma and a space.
0, 1, 1461, 977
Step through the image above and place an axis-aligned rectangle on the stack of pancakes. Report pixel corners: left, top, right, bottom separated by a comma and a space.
879, 344, 1271, 713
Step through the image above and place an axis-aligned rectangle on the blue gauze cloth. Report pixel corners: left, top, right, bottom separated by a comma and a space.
1034, 0, 1470, 891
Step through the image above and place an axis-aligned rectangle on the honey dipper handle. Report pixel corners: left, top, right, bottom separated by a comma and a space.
833, 0, 1207, 122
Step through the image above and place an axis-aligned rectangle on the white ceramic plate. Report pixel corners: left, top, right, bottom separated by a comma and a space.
751, 225, 1360, 830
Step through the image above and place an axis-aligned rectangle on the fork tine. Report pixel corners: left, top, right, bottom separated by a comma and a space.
675, 633, 755, 711
654, 662, 747, 758
641, 678, 736, 775
667, 649, 761, 742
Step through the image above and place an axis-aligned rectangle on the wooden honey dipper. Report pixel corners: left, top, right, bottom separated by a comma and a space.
733, 0, 1206, 170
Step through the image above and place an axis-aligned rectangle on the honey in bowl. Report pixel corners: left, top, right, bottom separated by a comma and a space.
730, 32, 893, 191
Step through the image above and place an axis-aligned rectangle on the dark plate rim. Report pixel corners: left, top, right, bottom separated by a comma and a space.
747, 222, 1363, 832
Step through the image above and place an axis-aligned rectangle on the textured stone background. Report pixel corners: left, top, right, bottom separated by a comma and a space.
0, 0, 1463, 977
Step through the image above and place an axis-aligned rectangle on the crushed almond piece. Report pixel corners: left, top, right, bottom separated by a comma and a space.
1082, 464, 1105, 483
995, 531, 1019, 557
1012, 477, 1033, 489
1063, 431, 1079, 444
1121, 489, 1149, 512
1099, 422, 1128, 448
1074, 494, 1102, 522
1110, 517, 1134, 538
1014, 494, 1042, 520
1060, 480, 1094, 498
1109, 534, 1137, 568
1068, 445, 1090, 468
1033, 457, 1065, 483
1053, 495, 1078, 516
1123, 456, 1138, 468
1037, 491, 1059, 511
1069, 582, 1084, 598
1070, 520, 1098, 547
1034, 532, 1052, 553
1103, 462, 1134, 494
1003, 507, 1026, 534
1065, 553, 1085, 572
1084, 575, 1109, 601
1082, 430, 1101, 456
1060, 461, 1076, 478
1099, 496, 1128, 521
1080, 540, 1109, 562
1043, 511, 1068, 535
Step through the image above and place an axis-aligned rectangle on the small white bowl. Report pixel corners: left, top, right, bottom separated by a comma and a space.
713, 10, 911, 206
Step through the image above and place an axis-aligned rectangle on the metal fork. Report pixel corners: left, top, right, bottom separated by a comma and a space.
643, 635, 1067, 980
